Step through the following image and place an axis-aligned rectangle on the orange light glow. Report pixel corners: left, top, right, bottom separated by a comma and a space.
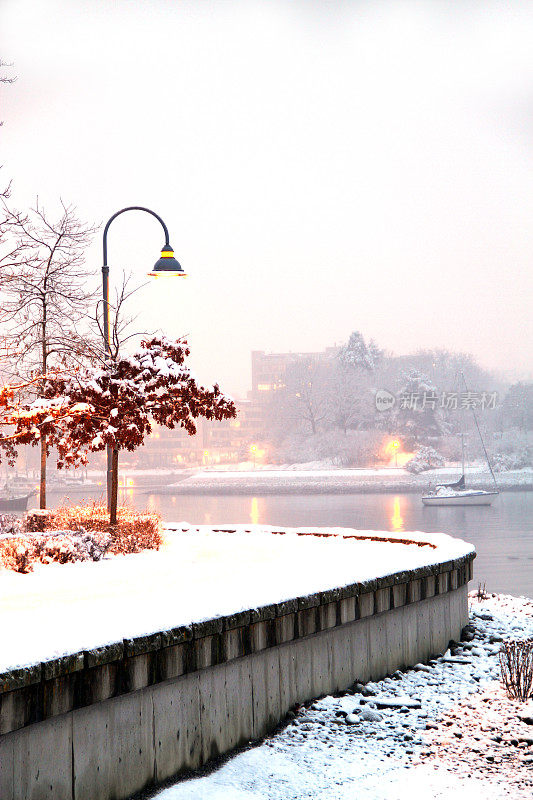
383, 438, 415, 468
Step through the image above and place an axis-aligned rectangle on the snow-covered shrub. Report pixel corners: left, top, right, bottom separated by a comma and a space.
492, 449, 531, 472
405, 446, 445, 474
29, 502, 163, 555
0, 514, 23, 535
0, 537, 34, 573
35, 530, 111, 564
0, 529, 111, 573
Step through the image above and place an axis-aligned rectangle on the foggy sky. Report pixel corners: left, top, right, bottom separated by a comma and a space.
1, 0, 532, 397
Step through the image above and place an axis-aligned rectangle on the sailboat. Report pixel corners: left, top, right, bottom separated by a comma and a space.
422, 375, 499, 507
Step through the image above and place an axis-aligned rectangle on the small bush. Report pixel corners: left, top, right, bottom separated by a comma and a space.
29, 502, 163, 556
0, 529, 111, 573
405, 446, 445, 474
499, 639, 533, 702
0, 514, 23, 536
0, 503, 163, 573
0, 537, 34, 573
493, 449, 531, 472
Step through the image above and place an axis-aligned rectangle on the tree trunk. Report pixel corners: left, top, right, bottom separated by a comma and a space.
40, 434, 46, 509
110, 448, 119, 525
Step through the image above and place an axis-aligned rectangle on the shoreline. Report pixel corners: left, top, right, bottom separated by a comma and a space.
151, 471, 532, 496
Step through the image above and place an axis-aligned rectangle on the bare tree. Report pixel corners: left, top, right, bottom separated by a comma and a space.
0, 199, 97, 507
0, 59, 16, 86
1, 58, 16, 130
270, 359, 329, 437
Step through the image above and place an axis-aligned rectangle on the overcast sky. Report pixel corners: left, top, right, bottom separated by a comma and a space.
1, 0, 532, 396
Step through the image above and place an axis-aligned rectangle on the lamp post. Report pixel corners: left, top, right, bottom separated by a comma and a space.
391, 439, 400, 468
102, 206, 186, 513
250, 444, 257, 469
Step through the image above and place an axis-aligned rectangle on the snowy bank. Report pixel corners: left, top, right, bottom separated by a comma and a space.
0, 524, 475, 800
0, 524, 473, 672
158, 467, 533, 495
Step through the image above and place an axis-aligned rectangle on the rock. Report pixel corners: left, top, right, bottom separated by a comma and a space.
362, 695, 421, 709
414, 663, 432, 673
461, 624, 476, 641
442, 655, 472, 665
359, 707, 383, 722
518, 705, 533, 725
345, 713, 359, 725
372, 696, 421, 710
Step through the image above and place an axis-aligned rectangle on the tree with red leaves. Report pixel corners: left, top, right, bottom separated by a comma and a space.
1, 337, 237, 523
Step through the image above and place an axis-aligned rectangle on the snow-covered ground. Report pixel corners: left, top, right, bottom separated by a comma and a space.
161, 466, 532, 494
0, 525, 473, 672
145, 593, 533, 800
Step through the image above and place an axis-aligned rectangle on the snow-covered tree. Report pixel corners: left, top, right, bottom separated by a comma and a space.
332, 331, 381, 433
502, 382, 533, 433
395, 368, 445, 441
338, 331, 382, 372
3, 337, 237, 523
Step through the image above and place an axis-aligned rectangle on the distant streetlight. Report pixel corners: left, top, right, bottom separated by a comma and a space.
102, 206, 186, 510
250, 444, 258, 469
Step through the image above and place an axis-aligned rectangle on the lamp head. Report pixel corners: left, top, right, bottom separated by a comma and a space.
148, 244, 187, 277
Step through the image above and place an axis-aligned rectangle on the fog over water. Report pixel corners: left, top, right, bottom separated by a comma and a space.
2, 0, 533, 396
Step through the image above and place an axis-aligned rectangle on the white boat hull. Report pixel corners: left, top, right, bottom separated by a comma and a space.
422, 491, 498, 507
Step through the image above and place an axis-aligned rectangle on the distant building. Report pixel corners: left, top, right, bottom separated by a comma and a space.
251, 348, 339, 398
135, 398, 260, 468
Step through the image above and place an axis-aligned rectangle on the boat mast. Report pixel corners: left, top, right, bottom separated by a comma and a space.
460, 371, 499, 491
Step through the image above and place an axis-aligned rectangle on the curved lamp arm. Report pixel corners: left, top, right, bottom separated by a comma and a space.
101, 206, 172, 357
102, 206, 171, 266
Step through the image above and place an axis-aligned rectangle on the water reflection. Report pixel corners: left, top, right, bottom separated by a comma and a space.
46, 488, 533, 597
250, 497, 260, 525
390, 495, 404, 532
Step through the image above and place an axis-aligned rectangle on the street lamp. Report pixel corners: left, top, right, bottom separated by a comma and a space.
102, 206, 186, 510
250, 444, 257, 469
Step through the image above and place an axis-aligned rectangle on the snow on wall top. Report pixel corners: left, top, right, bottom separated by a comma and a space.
0, 525, 474, 673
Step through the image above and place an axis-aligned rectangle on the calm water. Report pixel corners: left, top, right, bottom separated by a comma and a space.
48, 489, 533, 599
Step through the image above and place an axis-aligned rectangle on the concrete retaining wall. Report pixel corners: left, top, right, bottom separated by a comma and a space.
0, 553, 474, 800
